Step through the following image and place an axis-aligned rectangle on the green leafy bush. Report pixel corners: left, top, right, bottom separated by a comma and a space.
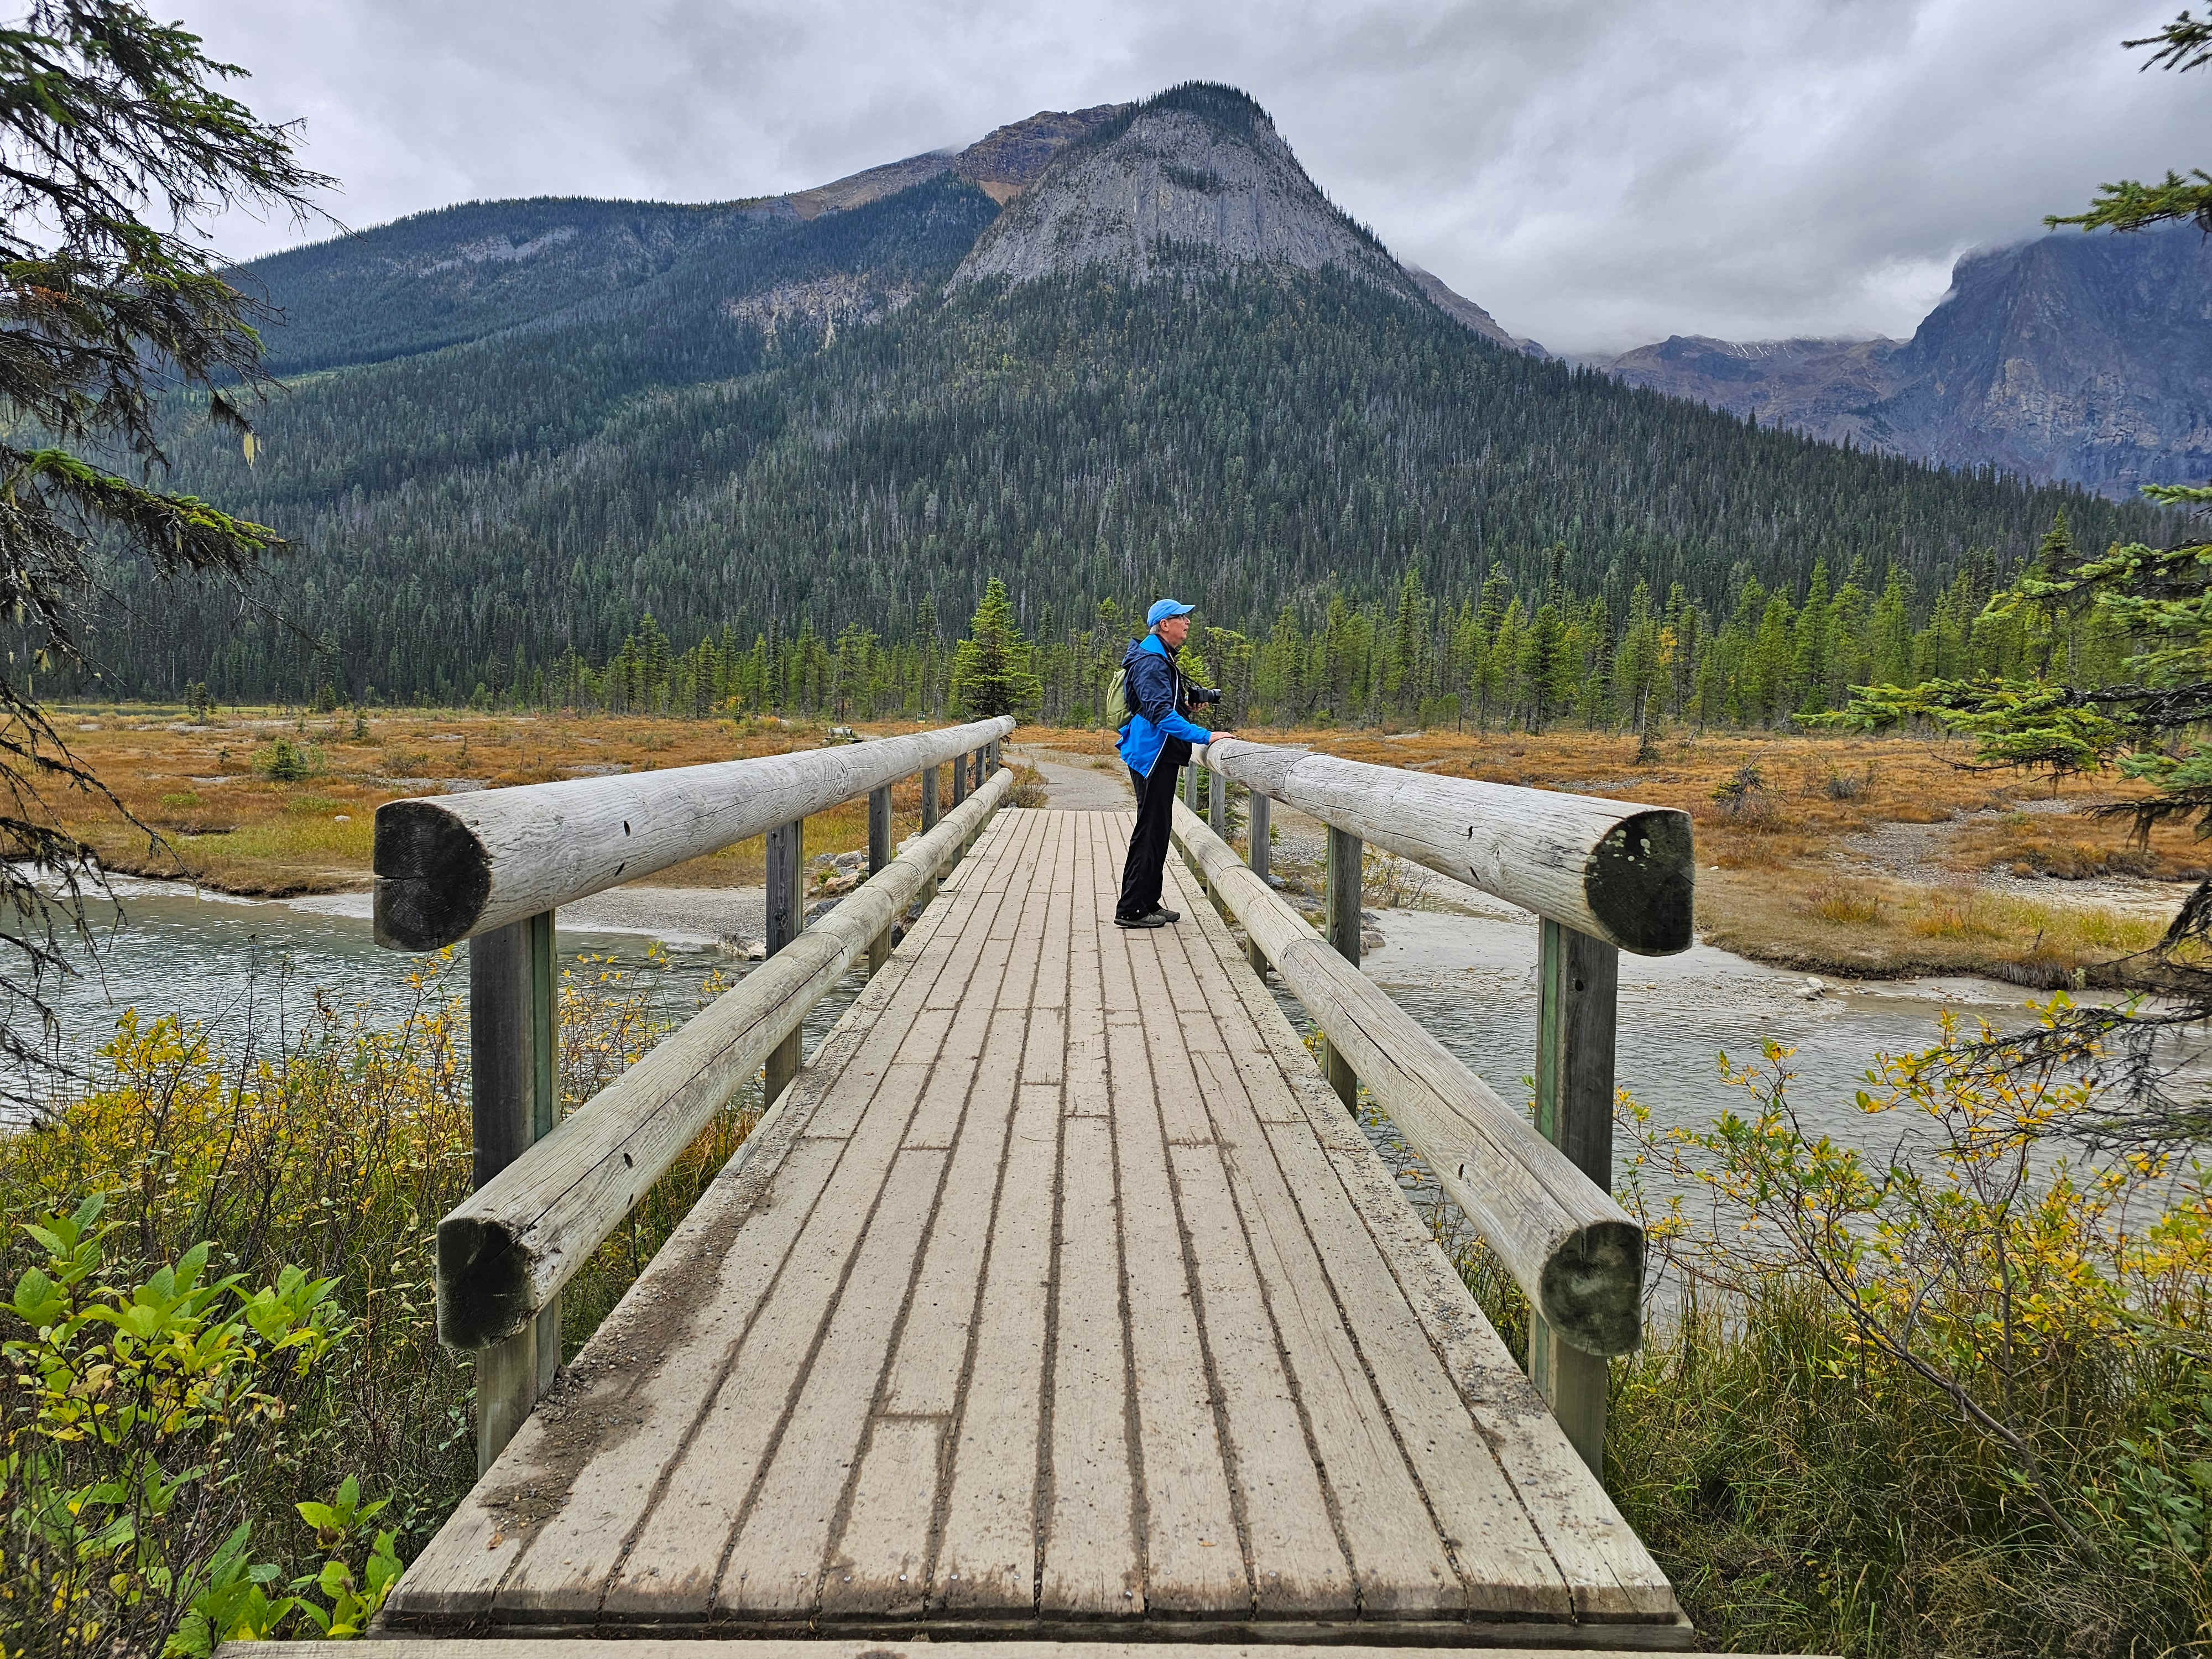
0, 1193, 402, 1655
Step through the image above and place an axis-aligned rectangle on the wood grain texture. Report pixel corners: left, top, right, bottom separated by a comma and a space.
1533, 919, 1622, 1474
388, 808, 1684, 1644
376, 717, 1015, 950
436, 770, 1014, 1350
1170, 802, 1644, 1359
1194, 738, 1692, 956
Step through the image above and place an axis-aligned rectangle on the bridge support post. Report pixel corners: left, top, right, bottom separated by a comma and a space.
949, 754, 971, 872
920, 766, 941, 903
1322, 826, 1361, 1109
469, 909, 560, 1473
867, 786, 893, 976
765, 817, 804, 1104
1183, 764, 1198, 810
1245, 791, 1271, 975
1531, 918, 1621, 1478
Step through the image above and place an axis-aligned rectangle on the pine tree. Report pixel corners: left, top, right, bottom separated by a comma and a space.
950, 576, 1041, 719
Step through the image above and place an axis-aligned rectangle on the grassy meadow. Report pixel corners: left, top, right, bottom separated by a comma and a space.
38, 702, 2206, 987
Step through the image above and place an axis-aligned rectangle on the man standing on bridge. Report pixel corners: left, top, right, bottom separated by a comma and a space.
1115, 599, 1232, 929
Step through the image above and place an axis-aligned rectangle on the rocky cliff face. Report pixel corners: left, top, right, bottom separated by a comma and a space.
1589, 226, 2212, 496
951, 84, 1422, 301
239, 87, 1533, 377
781, 104, 1126, 217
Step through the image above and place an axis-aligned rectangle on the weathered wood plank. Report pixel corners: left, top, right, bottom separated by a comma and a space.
1171, 804, 1644, 1358
1194, 737, 1693, 957
1258, 1121, 1570, 1616
818, 1416, 941, 1618
437, 773, 1014, 1351
267, 1641, 1798, 1657
1145, 906, 1463, 1617
600, 1046, 954, 1614
376, 717, 1015, 950
717, 1146, 950, 1617
1166, 1134, 1356, 1615
1040, 1114, 1141, 1616
1102, 861, 1249, 1615
482, 865, 1003, 1621
1283, 1050, 1681, 1623
933, 1076, 1057, 1611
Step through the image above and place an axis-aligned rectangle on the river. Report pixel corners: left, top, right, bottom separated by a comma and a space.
15, 871, 2042, 1141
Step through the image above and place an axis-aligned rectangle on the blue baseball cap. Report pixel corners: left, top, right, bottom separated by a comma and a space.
1146, 598, 1196, 628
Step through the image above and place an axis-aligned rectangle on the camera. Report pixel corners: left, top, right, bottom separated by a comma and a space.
1187, 685, 1224, 706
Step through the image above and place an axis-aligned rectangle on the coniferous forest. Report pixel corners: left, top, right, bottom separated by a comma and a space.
75, 173, 2163, 727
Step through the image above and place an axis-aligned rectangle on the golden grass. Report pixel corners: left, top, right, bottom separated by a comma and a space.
38, 706, 953, 896
30, 708, 2199, 980
1020, 721, 2193, 980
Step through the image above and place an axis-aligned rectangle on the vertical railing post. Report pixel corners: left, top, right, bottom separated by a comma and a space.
867, 785, 893, 976
1244, 791, 1271, 975
1322, 826, 1361, 1109
950, 752, 968, 807
920, 764, 942, 904
1183, 763, 1198, 810
765, 818, 804, 1103
1531, 917, 1621, 1478
468, 909, 559, 1473
1208, 764, 1226, 836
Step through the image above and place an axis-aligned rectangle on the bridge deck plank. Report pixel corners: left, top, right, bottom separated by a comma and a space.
384, 808, 1684, 1646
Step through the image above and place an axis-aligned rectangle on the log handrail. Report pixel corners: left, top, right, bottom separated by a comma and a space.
437, 769, 1014, 1350
373, 716, 1018, 950
1193, 737, 1693, 956
1171, 801, 1644, 1357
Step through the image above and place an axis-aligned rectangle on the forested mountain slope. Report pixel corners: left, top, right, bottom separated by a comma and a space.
97, 85, 2159, 703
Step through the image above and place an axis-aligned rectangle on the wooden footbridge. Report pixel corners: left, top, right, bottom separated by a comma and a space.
246, 719, 1817, 1658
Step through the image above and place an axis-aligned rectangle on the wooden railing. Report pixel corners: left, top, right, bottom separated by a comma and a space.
1178, 737, 1694, 1474
371, 717, 1015, 1471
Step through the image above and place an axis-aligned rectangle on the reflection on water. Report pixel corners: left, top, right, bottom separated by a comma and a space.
4, 878, 855, 1109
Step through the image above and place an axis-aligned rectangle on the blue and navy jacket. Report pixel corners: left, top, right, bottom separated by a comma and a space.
1117, 633, 1215, 779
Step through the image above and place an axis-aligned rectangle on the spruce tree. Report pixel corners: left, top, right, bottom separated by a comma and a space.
950, 577, 1041, 719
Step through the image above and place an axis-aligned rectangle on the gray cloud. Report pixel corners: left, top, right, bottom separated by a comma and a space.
173, 0, 2203, 354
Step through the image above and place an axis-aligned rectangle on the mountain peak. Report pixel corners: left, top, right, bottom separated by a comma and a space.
950, 81, 1417, 298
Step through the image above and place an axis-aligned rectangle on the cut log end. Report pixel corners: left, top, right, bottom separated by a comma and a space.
373, 800, 491, 951
437, 1214, 533, 1352
1584, 808, 1694, 957
1538, 1218, 1645, 1357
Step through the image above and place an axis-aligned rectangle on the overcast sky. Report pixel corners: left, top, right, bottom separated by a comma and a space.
169, 0, 2200, 355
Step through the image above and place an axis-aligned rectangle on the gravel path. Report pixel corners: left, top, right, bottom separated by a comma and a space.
1010, 744, 1138, 809
1835, 799, 2197, 917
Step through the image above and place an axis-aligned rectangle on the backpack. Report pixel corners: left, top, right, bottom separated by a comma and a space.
1106, 638, 1181, 734
1105, 664, 1134, 733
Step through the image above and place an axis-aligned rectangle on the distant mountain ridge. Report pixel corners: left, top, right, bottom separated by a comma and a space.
107, 80, 2153, 705
1587, 226, 2212, 498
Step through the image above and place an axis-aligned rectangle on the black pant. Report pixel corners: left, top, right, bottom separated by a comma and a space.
1118, 747, 1186, 920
